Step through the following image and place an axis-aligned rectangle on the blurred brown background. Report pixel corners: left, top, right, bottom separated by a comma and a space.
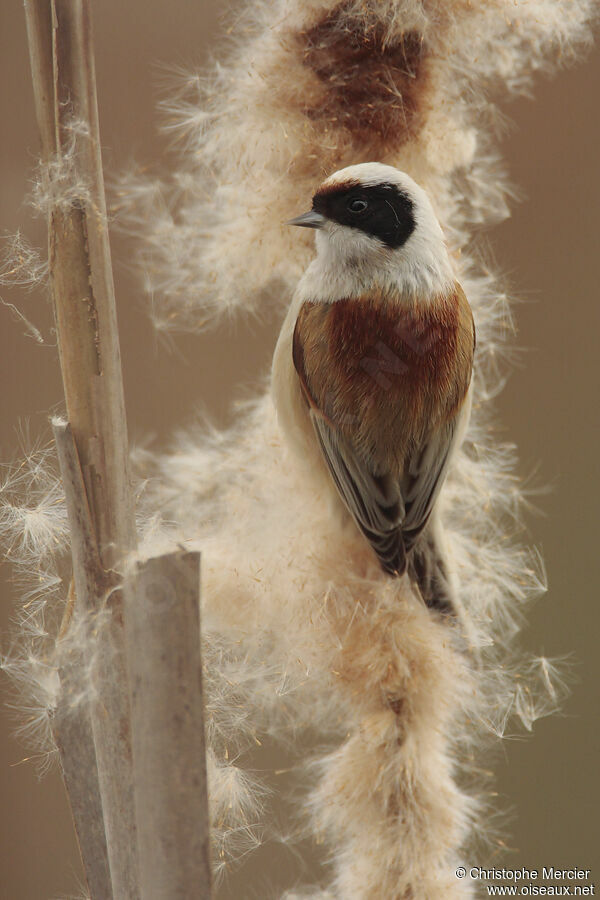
1, 2, 599, 897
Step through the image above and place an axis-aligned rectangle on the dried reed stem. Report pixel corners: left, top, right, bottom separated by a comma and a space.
125, 552, 212, 900
51, 422, 137, 898
52, 420, 113, 898
24, 2, 138, 895
24, 0, 134, 561
51, 661, 113, 900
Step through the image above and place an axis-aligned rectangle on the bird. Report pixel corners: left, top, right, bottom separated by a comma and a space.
272, 162, 474, 614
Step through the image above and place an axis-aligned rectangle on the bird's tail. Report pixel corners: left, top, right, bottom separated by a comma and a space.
408, 528, 455, 615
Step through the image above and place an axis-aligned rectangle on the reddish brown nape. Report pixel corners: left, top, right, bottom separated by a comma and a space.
299, 2, 427, 148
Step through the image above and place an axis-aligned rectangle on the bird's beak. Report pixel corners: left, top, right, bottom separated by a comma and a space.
286, 210, 326, 229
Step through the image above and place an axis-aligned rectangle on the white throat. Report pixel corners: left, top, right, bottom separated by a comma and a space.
296, 221, 454, 305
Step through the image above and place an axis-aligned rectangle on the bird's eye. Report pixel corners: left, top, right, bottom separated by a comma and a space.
347, 197, 368, 214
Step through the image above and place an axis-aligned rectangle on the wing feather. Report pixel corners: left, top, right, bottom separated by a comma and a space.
311, 409, 407, 573
310, 405, 461, 572
402, 420, 458, 549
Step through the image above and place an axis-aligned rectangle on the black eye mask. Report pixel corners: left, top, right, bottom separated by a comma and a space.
312, 183, 415, 249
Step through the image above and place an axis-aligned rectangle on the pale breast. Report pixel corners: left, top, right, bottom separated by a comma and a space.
293, 285, 474, 472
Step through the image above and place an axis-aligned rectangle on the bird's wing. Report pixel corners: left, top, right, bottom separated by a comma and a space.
308, 404, 461, 575
309, 410, 407, 574
400, 414, 462, 551
291, 291, 474, 578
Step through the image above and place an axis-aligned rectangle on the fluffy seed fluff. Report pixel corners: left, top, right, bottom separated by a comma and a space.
2, 0, 595, 897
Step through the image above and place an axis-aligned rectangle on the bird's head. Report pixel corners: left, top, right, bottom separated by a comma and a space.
288, 163, 452, 297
